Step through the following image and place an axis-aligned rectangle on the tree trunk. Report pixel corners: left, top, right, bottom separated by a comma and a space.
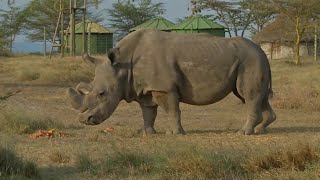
295, 35, 300, 65
294, 17, 301, 65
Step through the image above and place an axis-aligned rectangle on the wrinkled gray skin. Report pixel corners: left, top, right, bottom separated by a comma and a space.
67, 29, 276, 135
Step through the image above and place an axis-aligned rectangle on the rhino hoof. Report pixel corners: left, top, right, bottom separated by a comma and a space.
173, 128, 186, 135
254, 126, 267, 134
144, 127, 156, 135
165, 128, 186, 135
237, 129, 254, 135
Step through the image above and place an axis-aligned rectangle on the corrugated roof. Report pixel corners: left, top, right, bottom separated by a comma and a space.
171, 16, 225, 30
66, 20, 113, 34
129, 17, 175, 32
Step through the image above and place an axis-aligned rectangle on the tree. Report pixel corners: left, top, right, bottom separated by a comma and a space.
0, 6, 24, 53
107, 0, 165, 39
0, 0, 14, 5
272, 0, 320, 64
20, 0, 102, 43
192, 0, 253, 37
0, 27, 9, 56
241, 0, 276, 35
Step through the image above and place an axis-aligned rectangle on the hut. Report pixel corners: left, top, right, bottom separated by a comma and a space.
129, 17, 175, 32
65, 21, 113, 55
253, 15, 319, 60
171, 16, 225, 37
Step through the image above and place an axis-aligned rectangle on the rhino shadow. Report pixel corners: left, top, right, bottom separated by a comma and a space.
186, 129, 238, 134
186, 126, 320, 135
268, 126, 320, 134
39, 166, 77, 179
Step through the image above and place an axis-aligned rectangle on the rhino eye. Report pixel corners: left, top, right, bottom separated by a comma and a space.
98, 91, 105, 98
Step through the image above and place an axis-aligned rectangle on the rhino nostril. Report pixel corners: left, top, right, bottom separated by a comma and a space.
81, 107, 88, 113
88, 116, 94, 122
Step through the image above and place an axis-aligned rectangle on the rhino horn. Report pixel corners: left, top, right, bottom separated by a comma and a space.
67, 88, 83, 110
76, 82, 92, 95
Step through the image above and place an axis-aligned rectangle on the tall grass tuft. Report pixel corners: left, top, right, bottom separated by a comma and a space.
75, 153, 95, 173
165, 147, 247, 179
49, 150, 71, 164
15, 68, 40, 81
243, 143, 319, 172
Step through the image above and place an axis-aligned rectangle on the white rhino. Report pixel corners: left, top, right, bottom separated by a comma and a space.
67, 29, 276, 135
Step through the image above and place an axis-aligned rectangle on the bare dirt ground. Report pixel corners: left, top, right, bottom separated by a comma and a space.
0, 56, 320, 179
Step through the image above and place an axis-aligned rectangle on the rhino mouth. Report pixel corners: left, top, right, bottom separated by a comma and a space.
79, 108, 103, 125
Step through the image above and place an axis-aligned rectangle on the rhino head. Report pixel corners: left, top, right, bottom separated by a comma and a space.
67, 52, 124, 125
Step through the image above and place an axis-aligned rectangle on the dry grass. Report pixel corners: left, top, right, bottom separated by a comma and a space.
271, 58, 320, 111
243, 143, 319, 172
0, 55, 320, 179
4, 56, 94, 85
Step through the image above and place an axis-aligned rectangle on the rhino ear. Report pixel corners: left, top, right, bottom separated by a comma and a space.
107, 48, 120, 65
67, 88, 83, 110
82, 54, 106, 66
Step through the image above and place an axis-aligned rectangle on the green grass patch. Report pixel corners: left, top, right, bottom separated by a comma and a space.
0, 109, 66, 134
75, 145, 248, 179
0, 146, 39, 179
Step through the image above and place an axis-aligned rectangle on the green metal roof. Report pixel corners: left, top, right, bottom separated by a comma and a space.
171, 16, 225, 30
129, 17, 175, 32
67, 20, 113, 34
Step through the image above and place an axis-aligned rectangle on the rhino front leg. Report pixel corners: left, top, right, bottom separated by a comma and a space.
152, 91, 185, 135
139, 104, 157, 135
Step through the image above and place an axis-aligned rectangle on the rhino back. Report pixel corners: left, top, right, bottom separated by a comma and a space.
117, 30, 269, 104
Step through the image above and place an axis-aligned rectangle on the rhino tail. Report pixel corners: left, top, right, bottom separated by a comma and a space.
268, 67, 273, 100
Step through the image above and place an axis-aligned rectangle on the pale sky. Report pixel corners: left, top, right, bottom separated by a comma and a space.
1, 0, 192, 28
0, 0, 193, 52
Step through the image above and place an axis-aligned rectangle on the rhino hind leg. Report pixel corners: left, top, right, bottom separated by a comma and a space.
254, 98, 277, 134
139, 104, 157, 135
152, 91, 185, 135
238, 97, 263, 135
233, 88, 245, 104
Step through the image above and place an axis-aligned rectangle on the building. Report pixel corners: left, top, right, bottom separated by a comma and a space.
65, 21, 113, 55
171, 16, 225, 37
129, 17, 175, 32
253, 15, 319, 60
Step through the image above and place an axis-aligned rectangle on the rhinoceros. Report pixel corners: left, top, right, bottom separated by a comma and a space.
67, 29, 276, 135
